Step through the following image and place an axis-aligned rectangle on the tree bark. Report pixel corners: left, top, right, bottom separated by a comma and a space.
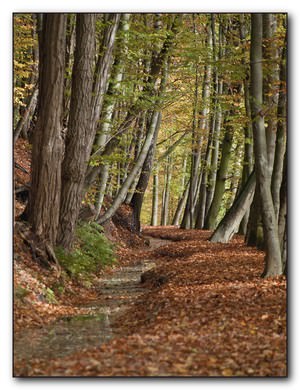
250, 13, 282, 277
278, 151, 287, 266
161, 155, 172, 226
57, 14, 96, 250
90, 14, 121, 152
210, 170, 256, 243
172, 180, 190, 226
98, 111, 160, 225
150, 166, 159, 226
28, 14, 66, 245
130, 112, 161, 231
206, 80, 223, 214
204, 112, 234, 230
263, 14, 279, 174
13, 84, 38, 144
271, 30, 287, 220
238, 15, 253, 235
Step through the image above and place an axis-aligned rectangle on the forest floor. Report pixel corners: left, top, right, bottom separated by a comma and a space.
14, 225, 286, 377
13, 139, 287, 377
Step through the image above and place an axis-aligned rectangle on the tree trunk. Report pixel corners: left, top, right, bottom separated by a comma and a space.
206, 80, 223, 214
250, 13, 282, 277
271, 30, 287, 220
94, 13, 130, 153
210, 170, 256, 243
278, 151, 287, 268
57, 14, 95, 250
28, 14, 66, 245
204, 112, 234, 230
151, 167, 159, 226
130, 112, 161, 231
98, 111, 160, 225
263, 14, 279, 174
238, 16, 253, 235
13, 84, 38, 144
161, 155, 172, 226
95, 163, 110, 220
172, 180, 190, 226
90, 14, 121, 152
63, 14, 76, 125
206, 20, 224, 214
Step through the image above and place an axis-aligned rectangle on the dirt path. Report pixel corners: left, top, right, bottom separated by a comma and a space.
14, 236, 170, 370
14, 227, 286, 377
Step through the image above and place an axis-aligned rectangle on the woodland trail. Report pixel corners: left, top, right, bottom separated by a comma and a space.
14, 227, 286, 377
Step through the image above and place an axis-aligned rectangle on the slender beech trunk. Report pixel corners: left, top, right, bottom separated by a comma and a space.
28, 14, 66, 245
161, 155, 173, 226
271, 30, 287, 220
250, 13, 282, 277
98, 111, 160, 225
238, 14, 254, 235
204, 111, 234, 230
94, 14, 130, 149
89, 14, 121, 153
13, 85, 38, 144
63, 14, 76, 125
95, 164, 110, 219
172, 180, 190, 226
92, 15, 131, 216
263, 14, 279, 175
210, 170, 256, 243
130, 112, 162, 231
278, 151, 287, 266
125, 114, 146, 204
57, 14, 95, 250
206, 80, 223, 214
151, 166, 159, 226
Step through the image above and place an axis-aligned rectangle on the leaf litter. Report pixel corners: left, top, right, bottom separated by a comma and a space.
14, 226, 286, 377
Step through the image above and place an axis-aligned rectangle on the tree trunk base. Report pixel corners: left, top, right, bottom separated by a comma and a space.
15, 222, 61, 277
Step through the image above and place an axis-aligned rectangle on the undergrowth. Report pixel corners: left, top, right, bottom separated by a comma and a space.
55, 222, 116, 280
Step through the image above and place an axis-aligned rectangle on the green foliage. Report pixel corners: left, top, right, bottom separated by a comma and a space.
55, 222, 116, 280
13, 14, 37, 125
14, 285, 30, 301
43, 287, 58, 304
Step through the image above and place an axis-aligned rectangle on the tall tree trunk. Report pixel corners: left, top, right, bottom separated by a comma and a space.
195, 114, 214, 229
245, 187, 263, 247
98, 111, 160, 225
89, 14, 121, 152
94, 14, 130, 150
95, 164, 110, 220
13, 84, 38, 144
210, 170, 256, 243
263, 14, 279, 174
271, 29, 287, 220
130, 112, 161, 231
161, 155, 173, 226
57, 14, 95, 250
238, 15, 253, 235
151, 166, 159, 226
28, 14, 66, 245
124, 114, 146, 204
204, 111, 234, 230
206, 80, 223, 214
278, 151, 287, 270
206, 20, 224, 214
250, 13, 282, 277
63, 14, 76, 125
172, 180, 190, 226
